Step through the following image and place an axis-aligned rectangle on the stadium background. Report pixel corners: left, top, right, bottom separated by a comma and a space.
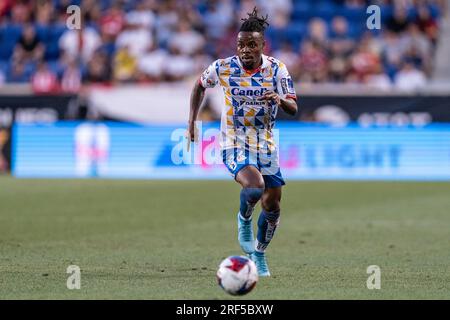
1, 0, 450, 299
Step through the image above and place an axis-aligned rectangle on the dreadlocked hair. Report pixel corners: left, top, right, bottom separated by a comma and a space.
240, 7, 269, 33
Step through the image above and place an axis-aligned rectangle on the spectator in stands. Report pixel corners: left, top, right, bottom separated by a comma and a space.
164, 45, 194, 82
307, 18, 329, 49
328, 16, 356, 82
378, 30, 404, 78
394, 60, 427, 91
7, 59, 30, 83
61, 59, 82, 93
13, 24, 45, 63
113, 46, 138, 82
125, 0, 156, 30
0, 0, 12, 18
59, 26, 102, 64
0, 0, 443, 87
259, 0, 293, 18
81, 0, 102, 27
351, 0, 367, 7
260, 0, 292, 29
274, 41, 301, 79
192, 49, 214, 78
31, 61, 58, 94
168, 19, 206, 56
116, 14, 153, 59
349, 40, 381, 81
84, 50, 111, 83
238, 0, 259, 25
364, 64, 392, 90
214, 20, 241, 58
10, 1, 31, 24
401, 23, 432, 73
154, 0, 179, 48
328, 55, 349, 83
386, 6, 410, 34
329, 16, 356, 57
100, 1, 126, 41
299, 40, 329, 83
138, 43, 168, 82
416, 5, 439, 47
202, 0, 234, 41
35, 0, 53, 25
402, 46, 426, 74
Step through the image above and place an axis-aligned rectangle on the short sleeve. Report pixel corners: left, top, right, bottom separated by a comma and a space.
276, 63, 297, 100
199, 60, 219, 88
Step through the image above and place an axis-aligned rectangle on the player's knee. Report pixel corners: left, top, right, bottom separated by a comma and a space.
241, 187, 264, 204
241, 179, 265, 191
262, 199, 280, 213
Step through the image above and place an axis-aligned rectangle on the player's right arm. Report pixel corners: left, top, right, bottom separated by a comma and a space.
187, 80, 206, 144
187, 61, 219, 144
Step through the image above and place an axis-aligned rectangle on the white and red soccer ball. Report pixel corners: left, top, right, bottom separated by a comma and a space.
217, 256, 258, 295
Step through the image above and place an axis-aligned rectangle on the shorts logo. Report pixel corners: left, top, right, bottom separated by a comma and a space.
236, 152, 246, 163
228, 160, 237, 171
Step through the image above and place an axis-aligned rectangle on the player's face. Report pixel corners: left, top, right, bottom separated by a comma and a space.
237, 31, 265, 70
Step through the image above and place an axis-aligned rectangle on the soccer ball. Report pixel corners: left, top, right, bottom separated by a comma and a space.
216, 255, 258, 295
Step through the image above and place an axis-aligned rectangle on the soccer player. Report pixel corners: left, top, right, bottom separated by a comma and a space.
187, 8, 297, 276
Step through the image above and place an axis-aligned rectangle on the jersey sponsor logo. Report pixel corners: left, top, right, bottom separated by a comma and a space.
240, 100, 266, 106
231, 88, 268, 97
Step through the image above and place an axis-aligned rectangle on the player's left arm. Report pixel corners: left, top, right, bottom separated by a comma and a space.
260, 91, 297, 116
259, 63, 298, 116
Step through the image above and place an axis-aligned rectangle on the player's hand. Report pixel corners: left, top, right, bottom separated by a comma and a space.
258, 90, 281, 104
186, 122, 199, 152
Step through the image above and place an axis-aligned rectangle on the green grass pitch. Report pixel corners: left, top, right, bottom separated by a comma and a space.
1, 176, 449, 299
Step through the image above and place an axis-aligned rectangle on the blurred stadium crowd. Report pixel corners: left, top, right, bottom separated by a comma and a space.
0, 0, 445, 93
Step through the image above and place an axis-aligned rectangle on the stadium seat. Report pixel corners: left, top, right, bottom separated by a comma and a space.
0, 60, 8, 74
266, 22, 305, 51
380, 5, 393, 23
44, 24, 66, 60
35, 24, 51, 44
313, 1, 337, 20
291, 2, 314, 22
47, 60, 63, 77
429, 4, 441, 18
338, 6, 367, 23
0, 25, 23, 60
